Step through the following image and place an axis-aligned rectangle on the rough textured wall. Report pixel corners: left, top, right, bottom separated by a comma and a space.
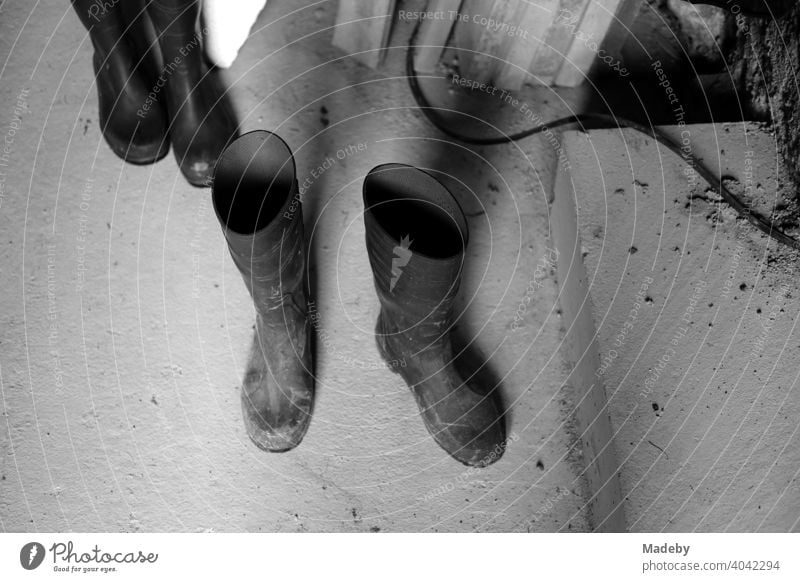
736, 6, 800, 190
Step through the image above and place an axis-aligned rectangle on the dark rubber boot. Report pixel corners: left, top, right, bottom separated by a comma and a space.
71, 0, 169, 164
363, 164, 506, 467
147, 0, 238, 187
212, 131, 314, 452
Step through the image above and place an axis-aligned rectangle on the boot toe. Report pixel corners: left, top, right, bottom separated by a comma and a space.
242, 410, 310, 453
103, 131, 169, 165
240, 388, 312, 453
93, 56, 170, 165
175, 131, 238, 187
414, 377, 507, 467
178, 158, 213, 187
239, 361, 313, 453
170, 77, 239, 187
431, 415, 507, 467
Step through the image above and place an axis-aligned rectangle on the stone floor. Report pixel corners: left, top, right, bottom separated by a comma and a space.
0, 0, 591, 532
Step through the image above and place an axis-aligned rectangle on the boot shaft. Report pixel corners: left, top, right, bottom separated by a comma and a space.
146, 0, 200, 39
363, 164, 469, 328
212, 131, 306, 305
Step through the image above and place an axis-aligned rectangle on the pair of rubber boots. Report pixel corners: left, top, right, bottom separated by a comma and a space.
71, 0, 237, 186
212, 131, 506, 467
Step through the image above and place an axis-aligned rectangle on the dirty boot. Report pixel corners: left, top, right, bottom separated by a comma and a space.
362, 164, 506, 467
212, 131, 314, 451
148, 0, 238, 187
70, 0, 169, 163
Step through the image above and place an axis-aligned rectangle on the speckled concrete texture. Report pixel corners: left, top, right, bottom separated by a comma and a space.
558, 123, 800, 531
0, 1, 591, 531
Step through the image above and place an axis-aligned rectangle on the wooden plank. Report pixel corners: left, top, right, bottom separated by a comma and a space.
332, 0, 397, 69
529, 0, 589, 85
495, 0, 561, 89
452, 0, 518, 84
422, 0, 637, 89
452, 0, 483, 80
598, 0, 640, 65
413, 0, 463, 74
553, 0, 639, 87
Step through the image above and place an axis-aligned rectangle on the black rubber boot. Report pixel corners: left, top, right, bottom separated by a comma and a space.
71, 0, 169, 163
363, 164, 506, 467
212, 131, 314, 452
147, 0, 238, 187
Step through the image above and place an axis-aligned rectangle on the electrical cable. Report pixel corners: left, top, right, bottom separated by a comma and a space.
405, 21, 800, 251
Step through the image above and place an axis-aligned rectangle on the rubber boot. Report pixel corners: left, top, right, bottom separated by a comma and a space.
363, 164, 506, 467
71, 0, 169, 163
212, 131, 314, 451
148, 0, 239, 187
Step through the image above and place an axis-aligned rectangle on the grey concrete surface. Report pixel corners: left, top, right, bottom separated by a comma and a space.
558, 123, 800, 531
0, 1, 591, 532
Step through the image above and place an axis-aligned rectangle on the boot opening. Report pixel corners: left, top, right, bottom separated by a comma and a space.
212, 130, 296, 234
363, 164, 467, 259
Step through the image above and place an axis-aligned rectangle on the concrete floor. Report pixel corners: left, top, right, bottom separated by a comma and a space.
0, 1, 591, 531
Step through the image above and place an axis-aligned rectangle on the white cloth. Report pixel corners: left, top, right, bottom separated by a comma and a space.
202, 0, 268, 68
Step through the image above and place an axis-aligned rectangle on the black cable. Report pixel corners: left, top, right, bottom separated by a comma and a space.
405, 22, 800, 251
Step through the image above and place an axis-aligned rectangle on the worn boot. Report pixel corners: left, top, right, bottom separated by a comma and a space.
148, 0, 238, 187
71, 0, 169, 163
363, 164, 506, 467
212, 131, 314, 451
